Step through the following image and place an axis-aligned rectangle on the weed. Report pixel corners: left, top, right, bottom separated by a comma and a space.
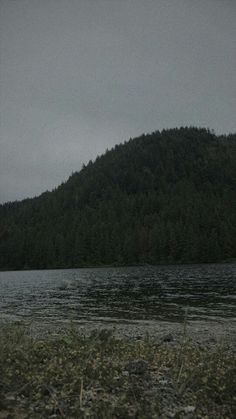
0, 323, 235, 418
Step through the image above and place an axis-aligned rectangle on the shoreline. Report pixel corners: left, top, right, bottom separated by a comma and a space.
0, 321, 235, 418
1, 317, 235, 350
1, 259, 236, 273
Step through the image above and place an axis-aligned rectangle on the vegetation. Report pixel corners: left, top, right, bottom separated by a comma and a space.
0, 324, 235, 418
0, 127, 236, 270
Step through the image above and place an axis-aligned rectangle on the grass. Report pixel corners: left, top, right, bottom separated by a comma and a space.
0, 323, 235, 418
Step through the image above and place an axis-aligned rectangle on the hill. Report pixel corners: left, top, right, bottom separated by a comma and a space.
0, 127, 236, 270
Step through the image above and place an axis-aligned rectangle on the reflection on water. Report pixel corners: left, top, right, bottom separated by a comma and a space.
0, 264, 235, 326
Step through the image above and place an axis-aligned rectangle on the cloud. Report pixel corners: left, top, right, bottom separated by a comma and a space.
0, 0, 236, 202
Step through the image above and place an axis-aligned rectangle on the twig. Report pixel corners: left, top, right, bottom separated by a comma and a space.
80, 377, 83, 408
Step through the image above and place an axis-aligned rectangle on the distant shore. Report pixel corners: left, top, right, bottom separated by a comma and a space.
1, 259, 236, 273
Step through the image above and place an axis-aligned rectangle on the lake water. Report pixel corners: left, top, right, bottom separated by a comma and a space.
0, 264, 235, 329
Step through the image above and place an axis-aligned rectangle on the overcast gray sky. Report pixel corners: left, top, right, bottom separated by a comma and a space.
0, 0, 236, 203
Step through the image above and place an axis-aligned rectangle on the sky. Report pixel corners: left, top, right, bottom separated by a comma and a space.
0, 0, 236, 203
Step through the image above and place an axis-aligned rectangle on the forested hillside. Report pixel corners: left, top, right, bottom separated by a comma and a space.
0, 127, 235, 270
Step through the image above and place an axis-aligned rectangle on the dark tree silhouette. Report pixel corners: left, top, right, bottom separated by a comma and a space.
0, 127, 235, 270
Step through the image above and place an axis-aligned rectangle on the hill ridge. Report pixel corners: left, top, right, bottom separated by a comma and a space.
0, 127, 235, 269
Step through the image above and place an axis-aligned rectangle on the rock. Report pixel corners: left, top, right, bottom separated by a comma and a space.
5, 394, 15, 401
182, 405, 196, 414
135, 334, 142, 340
125, 359, 148, 375
162, 333, 174, 343
158, 378, 169, 386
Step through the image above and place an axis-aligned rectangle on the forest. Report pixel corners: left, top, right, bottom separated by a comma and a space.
0, 127, 235, 270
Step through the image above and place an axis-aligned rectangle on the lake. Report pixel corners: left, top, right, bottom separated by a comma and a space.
0, 264, 235, 329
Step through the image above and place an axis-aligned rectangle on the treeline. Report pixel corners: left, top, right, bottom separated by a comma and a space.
0, 127, 236, 270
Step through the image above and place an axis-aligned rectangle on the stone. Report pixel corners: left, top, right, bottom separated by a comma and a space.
182, 405, 196, 414
162, 333, 174, 342
125, 359, 148, 375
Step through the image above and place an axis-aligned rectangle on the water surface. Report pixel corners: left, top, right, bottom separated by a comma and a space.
0, 264, 235, 327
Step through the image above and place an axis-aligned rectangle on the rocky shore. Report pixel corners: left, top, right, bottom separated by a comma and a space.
25, 317, 236, 352
0, 320, 235, 418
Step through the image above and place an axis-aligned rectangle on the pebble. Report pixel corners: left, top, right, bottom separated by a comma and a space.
182, 405, 196, 414
162, 333, 174, 342
125, 359, 148, 375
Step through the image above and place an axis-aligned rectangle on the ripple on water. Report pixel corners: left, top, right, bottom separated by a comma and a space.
0, 263, 235, 326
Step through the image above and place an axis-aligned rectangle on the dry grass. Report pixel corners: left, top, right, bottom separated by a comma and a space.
0, 323, 235, 418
